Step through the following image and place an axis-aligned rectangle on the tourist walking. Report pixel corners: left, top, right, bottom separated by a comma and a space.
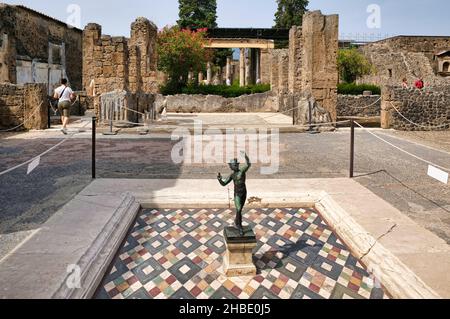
401, 78, 409, 88
54, 78, 75, 134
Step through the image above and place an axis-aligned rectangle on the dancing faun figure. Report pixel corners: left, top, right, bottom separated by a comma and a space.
217, 152, 251, 237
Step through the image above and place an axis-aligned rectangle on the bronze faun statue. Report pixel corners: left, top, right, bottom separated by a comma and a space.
218, 152, 251, 237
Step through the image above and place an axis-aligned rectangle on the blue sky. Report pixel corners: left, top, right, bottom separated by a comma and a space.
2, 0, 450, 38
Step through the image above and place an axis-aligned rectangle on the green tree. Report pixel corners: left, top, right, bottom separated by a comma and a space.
178, 0, 232, 70
338, 48, 374, 83
157, 26, 212, 92
178, 0, 217, 29
274, 0, 309, 29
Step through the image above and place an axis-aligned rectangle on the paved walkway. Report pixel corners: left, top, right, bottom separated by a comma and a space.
1, 123, 449, 261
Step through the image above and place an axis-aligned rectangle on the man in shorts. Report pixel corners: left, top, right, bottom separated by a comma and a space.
54, 78, 75, 134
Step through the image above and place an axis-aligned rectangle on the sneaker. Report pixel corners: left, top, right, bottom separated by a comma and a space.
61, 129, 68, 135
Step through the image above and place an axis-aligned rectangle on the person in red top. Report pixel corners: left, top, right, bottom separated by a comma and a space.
414, 78, 424, 90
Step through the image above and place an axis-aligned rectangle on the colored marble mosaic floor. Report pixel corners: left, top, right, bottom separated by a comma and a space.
95, 208, 388, 299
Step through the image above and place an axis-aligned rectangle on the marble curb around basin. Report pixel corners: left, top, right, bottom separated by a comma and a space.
0, 178, 448, 299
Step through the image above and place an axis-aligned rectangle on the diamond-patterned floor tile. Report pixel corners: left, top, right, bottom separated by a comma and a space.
95, 207, 388, 300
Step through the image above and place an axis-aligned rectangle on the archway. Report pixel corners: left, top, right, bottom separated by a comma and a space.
443, 61, 450, 73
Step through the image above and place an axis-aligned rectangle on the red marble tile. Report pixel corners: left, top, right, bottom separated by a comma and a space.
127, 276, 138, 285
348, 282, 360, 292
149, 287, 161, 297
166, 275, 176, 285
191, 286, 202, 297
231, 286, 243, 296
254, 276, 264, 283
270, 285, 282, 295
309, 284, 321, 294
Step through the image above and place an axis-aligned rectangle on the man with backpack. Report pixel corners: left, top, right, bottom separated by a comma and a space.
53, 78, 76, 134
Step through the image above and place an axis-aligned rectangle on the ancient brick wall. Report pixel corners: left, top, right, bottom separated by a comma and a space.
300, 11, 339, 122
288, 26, 302, 94
381, 86, 450, 131
270, 50, 280, 93
0, 4, 83, 90
260, 49, 271, 84
0, 83, 47, 130
270, 49, 289, 94
359, 36, 450, 88
278, 50, 289, 94
82, 18, 158, 117
337, 95, 381, 117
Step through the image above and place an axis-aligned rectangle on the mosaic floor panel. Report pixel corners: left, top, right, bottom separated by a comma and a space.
95, 208, 388, 299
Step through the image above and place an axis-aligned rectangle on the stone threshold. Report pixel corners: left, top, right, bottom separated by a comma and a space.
0, 179, 448, 299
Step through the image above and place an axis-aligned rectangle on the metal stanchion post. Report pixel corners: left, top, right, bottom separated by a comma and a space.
350, 120, 355, 178
103, 102, 117, 136
48, 103, 51, 129
92, 117, 96, 179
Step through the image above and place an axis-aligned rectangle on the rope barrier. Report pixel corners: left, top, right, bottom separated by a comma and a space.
345, 96, 382, 110
0, 120, 91, 177
389, 101, 449, 129
0, 102, 44, 133
354, 121, 450, 172
121, 105, 147, 116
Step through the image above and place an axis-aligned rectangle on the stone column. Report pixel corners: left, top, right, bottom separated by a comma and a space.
198, 72, 204, 85
239, 48, 245, 87
188, 70, 194, 84
255, 49, 261, 83
245, 49, 251, 86
0, 33, 11, 83
206, 62, 213, 85
226, 56, 232, 83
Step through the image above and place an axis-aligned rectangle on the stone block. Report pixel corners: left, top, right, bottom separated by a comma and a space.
223, 227, 257, 277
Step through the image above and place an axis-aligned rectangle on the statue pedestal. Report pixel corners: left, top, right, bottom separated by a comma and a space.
223, 226, 257, 277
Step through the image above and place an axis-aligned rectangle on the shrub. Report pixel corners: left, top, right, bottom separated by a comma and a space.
338, 83, 381, 95
157, 26, 212, 89
338, 48, 374, 83
160, 83, 271, 97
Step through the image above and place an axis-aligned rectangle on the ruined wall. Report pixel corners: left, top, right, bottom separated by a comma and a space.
82, 18, 158, 116
270, 50, 280, 93
337, 95, 381, 117
260, 49, 271, 84
129, 18, 158, 93
270, 49, 289, 94
360, 36, 450, 87
0, 4, 82, 90
381, 86, 450, 131
278, 50, 289, 94
267, 11, 339, 123
300, 11, 339, 122
288, 26, 302, 93
0, 83, 47, 130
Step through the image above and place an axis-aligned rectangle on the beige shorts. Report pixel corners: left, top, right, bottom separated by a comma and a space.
58, 101, 71, 118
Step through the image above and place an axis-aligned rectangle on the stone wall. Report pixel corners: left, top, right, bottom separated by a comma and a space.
360, 36, 450, 88
82, 18, 158, 116
337, 95, 381, 117
299, 11, 339, 122
288, 26, 302, 94
260, 49, 271, 84
155, 92, 278, 114
0, 4, 83, 91
270, 49, 289, 94
268, 11, 339, 124
0, 83, 47, 130
381, 86, 450, 131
